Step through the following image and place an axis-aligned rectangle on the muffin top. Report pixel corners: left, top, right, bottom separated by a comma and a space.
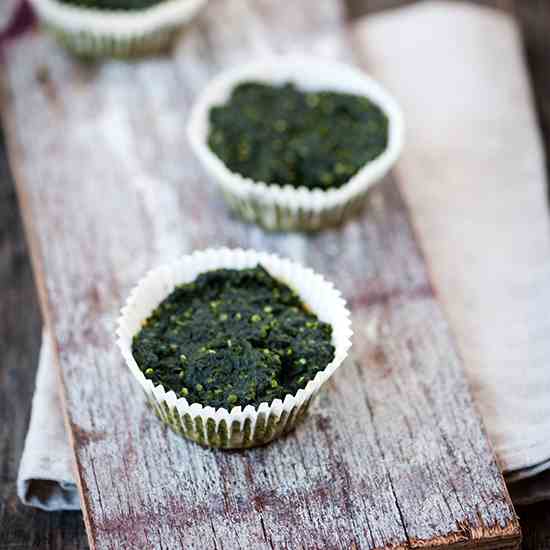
208, 81, 389, 191
132, 265, 335, 410
57, 0, 163, 10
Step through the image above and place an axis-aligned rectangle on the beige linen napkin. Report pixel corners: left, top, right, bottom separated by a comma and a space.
17, 1, 550, 509
17, 330, 79, 511
354, 1, 550, 504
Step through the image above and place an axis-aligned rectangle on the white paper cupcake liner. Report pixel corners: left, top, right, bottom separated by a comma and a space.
116, 248, 353, 449
29, 0, 207, 57
187, 54, 404, 231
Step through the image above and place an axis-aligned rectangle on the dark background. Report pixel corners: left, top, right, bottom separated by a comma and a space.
1, 1, 549, 548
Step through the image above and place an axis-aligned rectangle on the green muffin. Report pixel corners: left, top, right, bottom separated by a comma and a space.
208, 82, 389, 191
132, 265, 335, 410
31, 0, 207, 58
57, 0, 164, 9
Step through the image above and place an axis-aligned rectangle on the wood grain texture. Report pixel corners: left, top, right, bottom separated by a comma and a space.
0, 131, 88, 550
0, 0, 519, 548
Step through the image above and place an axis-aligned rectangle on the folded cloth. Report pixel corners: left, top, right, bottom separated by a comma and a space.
17, 330, 80, 511
16, 1, 550, 510
353, 0, 550, 504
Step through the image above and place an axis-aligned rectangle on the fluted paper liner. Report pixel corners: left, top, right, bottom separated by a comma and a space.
29, 0, 207, 57
116, 248, 353, 448
188, 55, 404, 231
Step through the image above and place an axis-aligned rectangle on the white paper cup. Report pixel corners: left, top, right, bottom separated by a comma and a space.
188, 54, 404, 231
29, 0, 207, 57
116, 248, 352, 448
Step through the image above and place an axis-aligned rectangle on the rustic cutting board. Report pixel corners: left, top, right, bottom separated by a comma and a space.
0, 0, 519, 548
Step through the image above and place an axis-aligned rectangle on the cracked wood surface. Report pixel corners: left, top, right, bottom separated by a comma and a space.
0, 131, 88, 550
0, 0, 519, 548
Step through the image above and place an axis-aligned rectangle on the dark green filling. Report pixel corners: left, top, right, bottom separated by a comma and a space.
57, 0, 163, 10
208, 82, 389, 190
132, 265, 335, 410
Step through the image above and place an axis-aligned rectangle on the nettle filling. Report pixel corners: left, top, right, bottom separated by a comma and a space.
57, 0, 163, 10
132, 265, 335, 410
208, 81, 389, 190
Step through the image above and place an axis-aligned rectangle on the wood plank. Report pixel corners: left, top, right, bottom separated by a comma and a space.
0, 133, 88, 550
0, 0, 519, 548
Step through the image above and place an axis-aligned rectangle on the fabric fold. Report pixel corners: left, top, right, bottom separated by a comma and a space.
17, 329, 80, 511
353, 0, 550, 504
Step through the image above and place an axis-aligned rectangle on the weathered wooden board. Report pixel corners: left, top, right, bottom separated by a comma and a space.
0, 0, 519, 548
0, 124, 88, 550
